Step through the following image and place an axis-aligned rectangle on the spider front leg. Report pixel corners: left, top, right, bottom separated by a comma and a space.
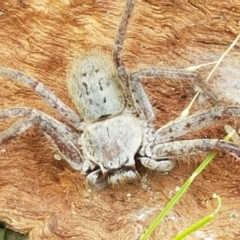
154, 105, 240, 144
0, 107, 83, 170
139, 105, 240, 172
139, 139, 240, 172
0, 67, 83, 129
113, 0, 135, 82
113, 0, 218, 122
142, 139, 240, 171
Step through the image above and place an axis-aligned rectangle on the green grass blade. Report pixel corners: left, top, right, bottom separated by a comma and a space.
173, 195, 222, 240
2, 227, 7, 240
140, 152, 217, 240
140, 132, 233, 240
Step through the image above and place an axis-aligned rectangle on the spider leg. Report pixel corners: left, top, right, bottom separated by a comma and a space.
0, 107, 83, 170
129, 68, 219, 121
139, 157, 175, 173
113, 0, 135, 82
128, 77, 155, 121
149, 139, 240, 160
139, 105, 240, 172
0, 107, 79, 141
131, 68, 218, 102
154, 105, 240, 144
113, 0, 217, 122
0, 67, 83, 129
139, 139, 240, 172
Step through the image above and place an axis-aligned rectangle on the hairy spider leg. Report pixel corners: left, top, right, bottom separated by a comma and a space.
154, 106, 240, 143
0, 67, 83, 129
139, 106, 240, 172
140, 139, 240, 172
112, 0, 218, 122
0, 107, 83, 170
113, 0, 135, 82
129, 68, 219, 121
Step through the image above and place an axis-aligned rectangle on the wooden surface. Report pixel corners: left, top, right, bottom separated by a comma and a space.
0, 0, 240, 239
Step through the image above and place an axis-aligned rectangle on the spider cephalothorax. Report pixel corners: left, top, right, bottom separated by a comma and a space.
0, 0, 240, 189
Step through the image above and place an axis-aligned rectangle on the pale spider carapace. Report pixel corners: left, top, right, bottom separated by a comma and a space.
0, 0, 240, 189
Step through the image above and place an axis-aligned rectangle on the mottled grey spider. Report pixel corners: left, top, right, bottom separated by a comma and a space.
0, 0, 240, 189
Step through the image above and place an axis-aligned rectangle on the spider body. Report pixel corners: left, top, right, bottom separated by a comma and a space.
82, 114, 142, 186
1, 0, 240, 189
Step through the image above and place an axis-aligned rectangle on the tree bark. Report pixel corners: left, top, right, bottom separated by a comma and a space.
0, 0, 240, 239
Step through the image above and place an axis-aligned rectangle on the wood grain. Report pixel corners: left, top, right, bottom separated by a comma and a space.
0, 0, 240, 239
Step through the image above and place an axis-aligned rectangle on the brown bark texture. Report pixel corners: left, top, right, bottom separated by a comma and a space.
0, 0, 240, 239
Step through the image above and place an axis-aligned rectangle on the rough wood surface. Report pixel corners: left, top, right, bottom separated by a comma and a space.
0, 0, 240, 239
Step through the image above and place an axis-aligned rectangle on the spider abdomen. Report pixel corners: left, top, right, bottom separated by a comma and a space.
67, 51, 125, 122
